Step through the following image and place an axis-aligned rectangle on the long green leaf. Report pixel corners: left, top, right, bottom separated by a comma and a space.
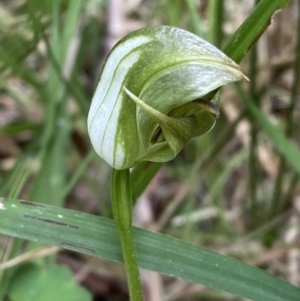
223, 0, 291, 63
0, 198, 299, 301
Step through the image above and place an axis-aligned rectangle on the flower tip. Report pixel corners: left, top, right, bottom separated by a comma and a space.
241, 73, 250, 82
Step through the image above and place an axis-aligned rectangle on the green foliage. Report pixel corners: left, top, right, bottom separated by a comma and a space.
0, 0, 299, 300
1, 198, 299, 301
8, 263, 90, 301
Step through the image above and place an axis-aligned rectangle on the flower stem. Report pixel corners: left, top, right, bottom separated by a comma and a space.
111, 168, 143, 301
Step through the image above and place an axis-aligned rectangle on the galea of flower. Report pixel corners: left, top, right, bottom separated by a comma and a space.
88, 26, 248, 170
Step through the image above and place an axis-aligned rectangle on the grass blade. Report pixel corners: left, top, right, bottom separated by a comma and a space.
236, 84, 300, 177
223, 0, 291, 63
0, 198, 299, 301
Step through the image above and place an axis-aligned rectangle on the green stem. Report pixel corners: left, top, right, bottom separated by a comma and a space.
186, 0, 202, 37
283, 173, 300, 210
208, 0, 224, 47
111, 169, 143, 301
249, 0, 259, 225
270, 0, 300, 219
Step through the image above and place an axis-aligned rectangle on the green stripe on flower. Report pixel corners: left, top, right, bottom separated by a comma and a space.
88, 26, 248, 169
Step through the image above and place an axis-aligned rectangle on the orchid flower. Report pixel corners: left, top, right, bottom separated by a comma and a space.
88, 26, 247, 169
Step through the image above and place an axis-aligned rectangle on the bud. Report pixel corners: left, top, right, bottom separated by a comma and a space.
88, 26, 247, 169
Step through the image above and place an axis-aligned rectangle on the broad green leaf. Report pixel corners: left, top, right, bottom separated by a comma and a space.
0, 198, 299, 301
8, 263, 91, 301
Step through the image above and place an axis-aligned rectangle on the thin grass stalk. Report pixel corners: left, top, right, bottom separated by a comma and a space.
286, 1, 300, 137
0, 136, 40, 197
60, 150, 95, 200
0, 239, 23, 300
39, 1, 62, 155
208, 0, 224, 48
200, 112, 246, 171
270, 157, 287, 219
186, 0, 202, 37
42, 35, 89, 116
270, 0, 300, 219
282, 173, 300, 210
223, 0, 291, 63
0, 46, 42, 90
249, 1, 260, 225
235, 82, 300, 177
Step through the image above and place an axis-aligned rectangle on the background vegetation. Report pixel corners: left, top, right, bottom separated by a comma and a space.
0, 0, 299, 300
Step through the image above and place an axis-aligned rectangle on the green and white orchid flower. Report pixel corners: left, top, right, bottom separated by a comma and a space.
88, 26, 247, 169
